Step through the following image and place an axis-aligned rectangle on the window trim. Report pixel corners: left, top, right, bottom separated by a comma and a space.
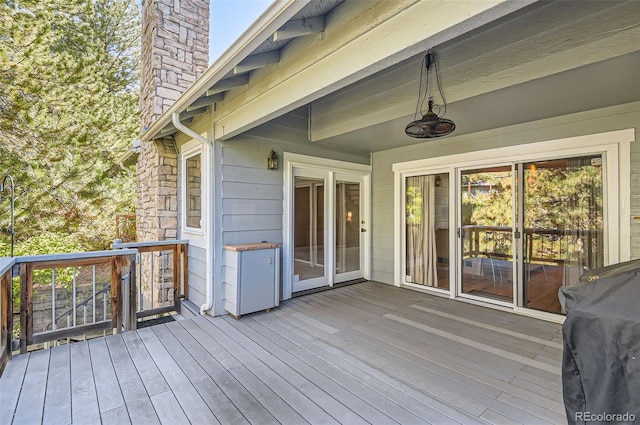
393, 129, 633, 316
181, 142, 204, 235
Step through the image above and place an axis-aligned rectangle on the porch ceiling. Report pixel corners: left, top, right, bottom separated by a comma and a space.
238, 0, 640, 155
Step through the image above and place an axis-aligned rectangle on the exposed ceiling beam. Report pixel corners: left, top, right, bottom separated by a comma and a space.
214, 0, 536, 141
206, 74, 250, 96
234, 51, 280, 74
155, 118, 194, 139
180, 107, 208, 120
186, 93, 225, 111
273, 16, 325, 42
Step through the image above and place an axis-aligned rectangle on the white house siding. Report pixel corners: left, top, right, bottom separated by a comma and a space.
186, 244, 207, 307
371, 101, 640, 284
215, 125, 370, 314
219, 136, 369, 247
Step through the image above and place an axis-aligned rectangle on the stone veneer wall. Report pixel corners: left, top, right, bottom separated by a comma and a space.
137, 0, 209, 243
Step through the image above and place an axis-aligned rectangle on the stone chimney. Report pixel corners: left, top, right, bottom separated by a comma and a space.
137, 0, 209, 242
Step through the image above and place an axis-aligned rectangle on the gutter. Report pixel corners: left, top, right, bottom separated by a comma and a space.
171, 113, 215, 315
143, 0, 311, 142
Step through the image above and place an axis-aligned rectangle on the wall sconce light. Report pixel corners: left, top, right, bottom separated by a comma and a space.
346, 211, 353, 222
267, 150, 278, 170
435, 175, 442, 187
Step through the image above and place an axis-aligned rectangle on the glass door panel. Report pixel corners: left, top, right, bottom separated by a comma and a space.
405, 173, 450, 290
293, 177, 325, 286
336, 180, 360, 276
522, 155, 604, 314
460, 166, 513, 303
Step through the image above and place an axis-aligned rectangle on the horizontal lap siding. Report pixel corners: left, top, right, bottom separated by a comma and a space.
187, 245, 206, 307
371, 102, 640, 284
220, 132, 369, 248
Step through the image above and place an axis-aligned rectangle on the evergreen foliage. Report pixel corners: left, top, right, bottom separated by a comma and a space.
0, 0, 140, 252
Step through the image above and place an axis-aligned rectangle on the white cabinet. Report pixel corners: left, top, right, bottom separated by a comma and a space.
223, 242, 280, 317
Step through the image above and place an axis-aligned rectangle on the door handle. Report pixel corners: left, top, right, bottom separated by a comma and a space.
361, 228, 367, 232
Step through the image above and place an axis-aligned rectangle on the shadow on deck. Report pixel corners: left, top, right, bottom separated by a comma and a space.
0, 282, 566, 425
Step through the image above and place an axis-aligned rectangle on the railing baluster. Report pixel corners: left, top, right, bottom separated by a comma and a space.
72, 267, 77, 327
138, 253, 143, 311
151, 252, 155, 308
51, 269, 56, 331
161, 251, 166, 303
92, 265, 96, 324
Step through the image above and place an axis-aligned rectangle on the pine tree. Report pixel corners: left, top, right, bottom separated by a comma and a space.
0, 0, 140, 252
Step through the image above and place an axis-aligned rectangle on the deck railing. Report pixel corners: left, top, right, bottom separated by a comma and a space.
111, 240, 188, 328
462, 225, 602, 265
1, 258, 14, 375
12, 249, 138, 354
0, 240, 189, 370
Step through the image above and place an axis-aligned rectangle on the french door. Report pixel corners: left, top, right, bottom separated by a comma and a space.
291, 166, 369, 293
456, 155, 604, 314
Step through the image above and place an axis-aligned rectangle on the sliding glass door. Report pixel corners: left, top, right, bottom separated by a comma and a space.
521, 155, 604, 314
459, 166, 514, 304
404, 173, 450, 290
291, 166, 369, 293
455, 156, 604, 313
293, 175, 326, 287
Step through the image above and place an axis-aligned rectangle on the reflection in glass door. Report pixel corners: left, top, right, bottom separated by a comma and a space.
521, 155, 604, 314
404, 173, 450, 290
293, 177, 325, 287
460, 166, 514, 303
335, 180, 361, 281
292, 169, 368, 292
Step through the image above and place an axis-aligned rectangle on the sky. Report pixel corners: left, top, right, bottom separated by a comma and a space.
209, 0, 274, 64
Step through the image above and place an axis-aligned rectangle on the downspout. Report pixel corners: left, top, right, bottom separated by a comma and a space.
172, 113, 215, 315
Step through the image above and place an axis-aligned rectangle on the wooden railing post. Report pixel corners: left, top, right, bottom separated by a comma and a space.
172, 245, 181, 314
0, 266, 13, 375
19, 263, 33, 354
111, 256, 122, 333
182, 244, 189, 301
130, 254, 138, 331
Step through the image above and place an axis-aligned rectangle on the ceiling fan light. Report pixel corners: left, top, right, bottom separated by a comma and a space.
405, 52, 456, 139
405, 105, 455, 138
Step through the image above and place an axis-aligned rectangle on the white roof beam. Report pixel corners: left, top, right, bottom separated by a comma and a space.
273, 16, 325, 42
186, 93, 225, 111
215, 0, 534, 141
179, 107, 208, 120
156, 118, 194, 139
206, 75, 250, 96
234, 51, 280, 74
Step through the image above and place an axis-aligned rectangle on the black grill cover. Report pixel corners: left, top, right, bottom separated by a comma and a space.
559, 259, 640, 425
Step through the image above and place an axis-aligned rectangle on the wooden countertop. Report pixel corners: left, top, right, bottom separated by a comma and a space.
223, 242, 281, 252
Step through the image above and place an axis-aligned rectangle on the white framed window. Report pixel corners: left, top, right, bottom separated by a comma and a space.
393, 129, 633, 319
181, 142, 205, 235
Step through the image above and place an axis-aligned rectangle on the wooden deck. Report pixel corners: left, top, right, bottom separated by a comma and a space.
0, 282, 566, 424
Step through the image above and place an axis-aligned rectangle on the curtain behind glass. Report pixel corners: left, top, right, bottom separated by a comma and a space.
406, 175, 437, 286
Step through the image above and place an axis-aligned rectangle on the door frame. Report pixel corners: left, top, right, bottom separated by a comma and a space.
456, 162, 517, 309
393, 129, 633, 321
283, 153, 371, 300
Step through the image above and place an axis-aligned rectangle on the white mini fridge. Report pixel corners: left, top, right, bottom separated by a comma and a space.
223, 242, 280, 317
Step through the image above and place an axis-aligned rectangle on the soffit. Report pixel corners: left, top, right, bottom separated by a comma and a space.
151, 0, 344, 140
239, 0, 639, 154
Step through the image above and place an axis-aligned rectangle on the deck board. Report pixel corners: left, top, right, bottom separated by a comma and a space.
12, 349, 49, 425
42, 345, 71, 425
70, 341, 101, 424
137, 326, 220, 425
89, 338, 126, 414
104, 334, 161, 425
0, 281, 567, 425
